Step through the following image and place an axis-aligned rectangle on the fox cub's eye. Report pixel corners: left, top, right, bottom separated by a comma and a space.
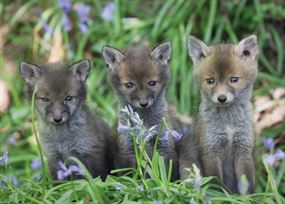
40, 97, 49, 102
148, 81, 157, 87
124, 82, 134, 89
229, 77, 239, 83
64, 96, 73, 101
206, 78, 215, 85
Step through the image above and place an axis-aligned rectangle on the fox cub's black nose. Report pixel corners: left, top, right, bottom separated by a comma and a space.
139, 102, 148, 108
53, 117, 63, 123
217, 95, 227, 103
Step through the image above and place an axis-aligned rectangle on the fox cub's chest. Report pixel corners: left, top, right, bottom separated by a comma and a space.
204, 123, 238, 148
201, 105, 253, 149
41, 126, 94, 159
57, 132, 93, 157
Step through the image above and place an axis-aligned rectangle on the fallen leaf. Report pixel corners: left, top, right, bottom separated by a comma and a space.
271, 87, 285, 100
0, 80, 10, 113
255, 99, 285, 133
48, 30, 65, 62
254, 95, 271, 108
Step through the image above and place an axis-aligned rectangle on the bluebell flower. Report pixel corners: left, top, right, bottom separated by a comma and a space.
148, 125, 159, 136
153, 201, 163, 204
8, 175, 19, 187
115, 182, 124, 190
78, 22, 88, 33
160, 131, 170, 143
57, 161, 69, 180
31, 157, 41, 170
126, 104, 134, 115
122, 105, 142, 126
193, 166, 202, 192
204, 193, 211, 204
58, 0, 71, 13
275, 149, 285, 160
131, 126, 144, 141
137, 184, 144, 191
0, 175, 19, 189
7, 134, 17, 145
62, 13, 72, 32
118, 123, 143, 145
170, 130, 183, 141
160, 130, 182, 142
118, 122, 130, 134
189, 199, 196, 204
120, 105, 180, 146
33, 8, 53, 36
265, 154, 276, 166
122, 105, 139, 124
69, 165, 83, 177
43, 22, 53, 37
237, 175, 249, 195
149, 124, 159, 134
57, 161, 83, 180
57, 171, 65, 180
118, 122, 142, 139
75, 3, 91, 33
0, 151, 8, 167
120, 105, 146, 143
263, 138, 274, 150
265, 149, 285, 166
75, 4, 90, 22
187, 164, 203, 192
143, 125, 159, 142
181, 126, 189, 135
101, 2, 116, 21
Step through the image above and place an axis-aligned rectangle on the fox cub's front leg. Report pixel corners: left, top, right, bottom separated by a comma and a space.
202, 151, 223, 181
234, 152, 255, 193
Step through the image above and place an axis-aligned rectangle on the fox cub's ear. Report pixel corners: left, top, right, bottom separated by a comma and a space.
188, 35, 211, 65
20, 62, 41, 86
235, 35, 259, 61
151, 42, 171, 65
102, 46, 125, 70
69, 59, 90, 81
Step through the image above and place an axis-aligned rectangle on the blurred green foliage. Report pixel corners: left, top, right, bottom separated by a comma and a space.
1, 0, 285, 116
0, 0, 284, 203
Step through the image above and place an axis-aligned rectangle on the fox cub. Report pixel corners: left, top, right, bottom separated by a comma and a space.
20, 60, 112, 180
187, 35, 258, 193
102, 43, 178, 180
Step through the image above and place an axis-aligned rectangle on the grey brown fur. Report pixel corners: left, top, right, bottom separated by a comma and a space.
20, 60, 112, 180
102, 43, 178, 180
177, 125, 201, 180
182, 35, 258, 193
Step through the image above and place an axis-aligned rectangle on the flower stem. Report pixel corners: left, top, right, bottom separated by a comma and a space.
31, 88, 48, 187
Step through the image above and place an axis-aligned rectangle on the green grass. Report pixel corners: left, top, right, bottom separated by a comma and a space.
0, 0, 285, 203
